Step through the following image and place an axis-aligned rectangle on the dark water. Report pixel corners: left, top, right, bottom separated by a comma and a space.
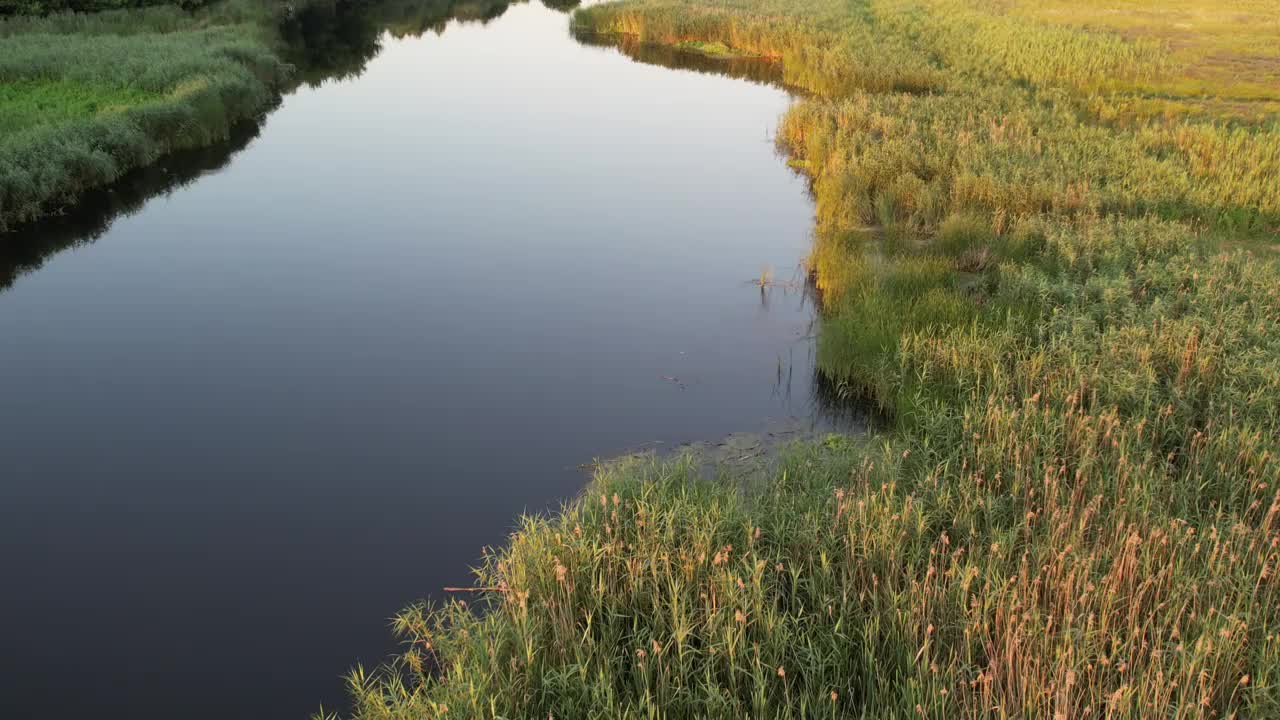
0, 2, 845, 717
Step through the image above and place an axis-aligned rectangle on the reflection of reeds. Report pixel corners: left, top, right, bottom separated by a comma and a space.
751, 265, 803, 292
571, 26, 788, 88
753, 265, 773, 290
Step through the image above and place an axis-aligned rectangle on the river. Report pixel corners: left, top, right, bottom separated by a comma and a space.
0, 1, 848, 717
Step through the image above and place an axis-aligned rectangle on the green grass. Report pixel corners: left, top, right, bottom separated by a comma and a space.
672, 39, 754, 58
339, 0, 1280, 718
0, 79, 163, 136
0, 2, 292, 230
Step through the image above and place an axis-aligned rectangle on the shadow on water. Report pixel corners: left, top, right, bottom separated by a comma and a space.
278, 0, 581, 88
279, 0, 536, 87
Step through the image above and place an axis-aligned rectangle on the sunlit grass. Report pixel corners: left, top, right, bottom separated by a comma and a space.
1011, 0, 1280, 122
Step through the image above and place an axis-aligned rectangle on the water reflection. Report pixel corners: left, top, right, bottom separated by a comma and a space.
573, 30, 787, 89
0, 122, 264, 293
759, 275, 864, 427
539, 0, 581, 11
280, 0, 525, 86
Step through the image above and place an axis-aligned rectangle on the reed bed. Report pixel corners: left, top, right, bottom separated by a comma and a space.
573, 1, 943, 96
342, 0, 1280, 717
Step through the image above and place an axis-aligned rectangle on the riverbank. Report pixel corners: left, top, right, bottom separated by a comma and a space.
344, 1, 1280, 717
0, 0, 534, 232
0, 2, 298, 231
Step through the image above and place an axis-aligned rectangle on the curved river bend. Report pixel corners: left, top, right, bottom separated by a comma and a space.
0, 2, 848, 717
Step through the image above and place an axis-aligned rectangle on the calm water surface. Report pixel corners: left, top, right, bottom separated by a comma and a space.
0, 2, 845, 717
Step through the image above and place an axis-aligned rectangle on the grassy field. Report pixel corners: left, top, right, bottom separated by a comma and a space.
342, 1, 1280, 718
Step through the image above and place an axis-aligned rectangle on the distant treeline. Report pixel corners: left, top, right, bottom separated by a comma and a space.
0, 0, 214, 16
0, 0, 557, 18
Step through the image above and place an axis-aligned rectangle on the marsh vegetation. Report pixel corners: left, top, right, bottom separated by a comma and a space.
3, 0, 1278, 717
342, 1, 1280, 718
